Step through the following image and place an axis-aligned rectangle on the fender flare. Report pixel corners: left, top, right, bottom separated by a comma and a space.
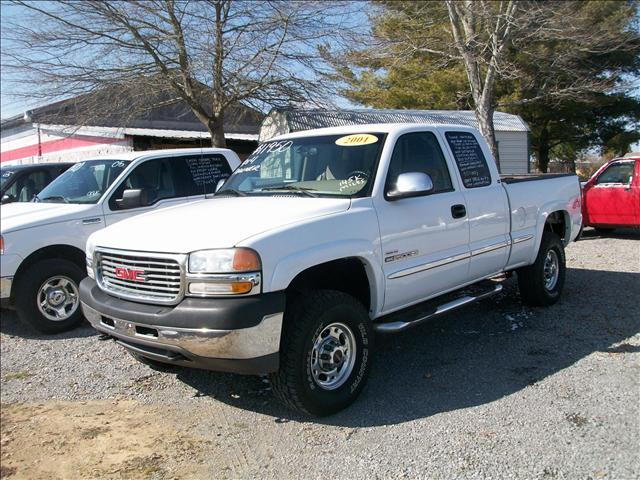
267, 239, 384, 316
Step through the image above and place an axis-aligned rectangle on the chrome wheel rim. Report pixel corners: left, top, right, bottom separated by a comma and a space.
37, 276, 79, 322
310, 322, 356, 390
543, 250, 560, 291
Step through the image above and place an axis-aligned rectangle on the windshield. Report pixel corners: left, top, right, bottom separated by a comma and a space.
1, 169, 16, 189
36, 160, 130, 204
218, 133, 386, 197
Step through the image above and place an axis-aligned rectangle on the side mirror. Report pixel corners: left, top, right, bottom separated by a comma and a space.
386, 172, 434, 200
215, 178, 227, 192
1, 194, 15, 205
115, 189, 145, 210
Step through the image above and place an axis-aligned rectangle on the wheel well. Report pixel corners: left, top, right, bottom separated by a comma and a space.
286, 258, 371, 312
13, 245, 85, 293
545, 211, 569, 242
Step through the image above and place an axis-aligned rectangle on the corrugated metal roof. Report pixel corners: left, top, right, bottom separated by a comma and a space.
277, 109, 529, 133
38, 124, 258, 141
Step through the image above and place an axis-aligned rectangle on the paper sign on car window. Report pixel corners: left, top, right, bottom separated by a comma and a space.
335, 134, 378, 147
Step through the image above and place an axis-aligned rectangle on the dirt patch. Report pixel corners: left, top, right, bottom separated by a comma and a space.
0, 400, 210, 479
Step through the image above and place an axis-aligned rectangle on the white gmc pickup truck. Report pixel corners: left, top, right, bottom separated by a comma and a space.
80, 124, 582, 415
0, 148, 239, 333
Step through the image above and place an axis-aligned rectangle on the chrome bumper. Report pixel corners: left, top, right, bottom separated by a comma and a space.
0, 277, 12, 299
81, 302, 283, 360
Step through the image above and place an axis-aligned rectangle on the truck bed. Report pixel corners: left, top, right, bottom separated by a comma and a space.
500, 173, 576, 184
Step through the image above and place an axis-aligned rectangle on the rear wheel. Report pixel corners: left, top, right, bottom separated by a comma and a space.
517, 232, 566, 307
15, 259, 85, 334
270, 290, 373, 416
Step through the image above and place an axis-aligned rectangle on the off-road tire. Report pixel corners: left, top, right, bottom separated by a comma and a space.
270, 290, 373, 416
15, 258, 85, 334
517, 232, 566, 307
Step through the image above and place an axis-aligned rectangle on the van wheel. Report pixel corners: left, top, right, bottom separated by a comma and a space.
517, 232, 566, 307
15, 259, 85, 334
270, 290, 373, 416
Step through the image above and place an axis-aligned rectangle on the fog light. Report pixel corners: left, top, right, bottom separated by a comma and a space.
188, 281, 253, 295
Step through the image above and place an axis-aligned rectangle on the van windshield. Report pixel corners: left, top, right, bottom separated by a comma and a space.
36, 160, 130, 204
218, 133, 386, 197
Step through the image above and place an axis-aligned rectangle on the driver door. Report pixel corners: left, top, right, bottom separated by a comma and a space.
104, 156, 188, 227
585, 160, 637, 226
373, 131, 470, 313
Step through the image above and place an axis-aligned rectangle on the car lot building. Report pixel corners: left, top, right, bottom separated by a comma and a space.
1, 96, 263, 165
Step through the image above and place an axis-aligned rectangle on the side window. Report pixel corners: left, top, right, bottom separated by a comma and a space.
595, 162, 634, 185
110, 158, 177, 210
445, 131, 492, 188
18, 170, 51, 201
386, 132, 453, 194
175, 154, 233, 196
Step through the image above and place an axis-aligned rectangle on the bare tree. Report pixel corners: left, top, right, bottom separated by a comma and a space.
2, 0, 355, 146
444, 0, 518, 167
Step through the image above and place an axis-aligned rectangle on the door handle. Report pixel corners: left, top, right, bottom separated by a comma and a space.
82, 217, 102, 225
451, 204, 466, 219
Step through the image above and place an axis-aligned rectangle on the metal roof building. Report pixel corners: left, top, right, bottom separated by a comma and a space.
260, 108, 530, 174
1, 90, 263, 165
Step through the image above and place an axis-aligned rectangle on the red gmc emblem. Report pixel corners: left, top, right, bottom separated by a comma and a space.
114, 267, 146, 282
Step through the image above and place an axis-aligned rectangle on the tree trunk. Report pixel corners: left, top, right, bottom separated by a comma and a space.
207, 114, 226, 148
537, 127, 550, 173
475, 106, 501, 172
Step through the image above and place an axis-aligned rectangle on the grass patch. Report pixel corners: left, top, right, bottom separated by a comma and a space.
3, 371, 33, 381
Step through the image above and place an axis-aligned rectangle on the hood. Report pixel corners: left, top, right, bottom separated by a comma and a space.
90, 196, 351, 253
1, 202, 96, 233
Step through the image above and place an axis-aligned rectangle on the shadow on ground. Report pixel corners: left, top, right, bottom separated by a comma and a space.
175, 267, 640, 427
579, 227, 640, 241
0, 311, 96, 340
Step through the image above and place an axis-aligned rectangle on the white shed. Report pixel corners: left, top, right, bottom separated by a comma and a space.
259, 108, 530, 174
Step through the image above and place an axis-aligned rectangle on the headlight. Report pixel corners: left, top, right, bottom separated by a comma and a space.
188, 248, 261, 273
187, 248, 261, 296
85, 237, 96, 278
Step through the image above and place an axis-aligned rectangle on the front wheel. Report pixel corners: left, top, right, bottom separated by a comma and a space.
270, 290, 373, 416
15, 259, 85, 334
517, 232, 566, 307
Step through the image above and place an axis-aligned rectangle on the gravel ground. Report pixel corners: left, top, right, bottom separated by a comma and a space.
1, 227, 639, 479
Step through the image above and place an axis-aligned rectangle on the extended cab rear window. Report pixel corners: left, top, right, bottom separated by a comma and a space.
445, 131, 492, 188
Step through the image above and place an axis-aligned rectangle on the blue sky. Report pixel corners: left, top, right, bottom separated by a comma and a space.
1, 1, 638, 152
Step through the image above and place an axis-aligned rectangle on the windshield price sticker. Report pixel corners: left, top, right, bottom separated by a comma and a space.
246, 140, 293, 164
335, 134, 378, 147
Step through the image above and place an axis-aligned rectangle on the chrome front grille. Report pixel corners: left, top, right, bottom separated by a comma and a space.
95, 248, 186, 305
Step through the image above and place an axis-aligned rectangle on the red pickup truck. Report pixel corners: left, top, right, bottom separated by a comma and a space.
582, 155, 639, 232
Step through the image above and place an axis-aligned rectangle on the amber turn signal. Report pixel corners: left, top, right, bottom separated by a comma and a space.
233, 248, 261, 272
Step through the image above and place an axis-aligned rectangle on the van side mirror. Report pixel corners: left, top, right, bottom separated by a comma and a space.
386, 172, 434, 200
115, 189, 145, 209
1, 194, 14, 204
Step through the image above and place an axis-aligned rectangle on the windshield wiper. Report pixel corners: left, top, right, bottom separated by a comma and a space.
215, 188, 247, 197
261, 185, 319, 197
40, 195, 69, 203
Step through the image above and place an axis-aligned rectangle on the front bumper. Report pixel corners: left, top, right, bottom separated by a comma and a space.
80, 278, 285, 374
1, 253, 22, 301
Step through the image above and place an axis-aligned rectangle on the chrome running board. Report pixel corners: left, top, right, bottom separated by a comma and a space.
374, 283, 503, 334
